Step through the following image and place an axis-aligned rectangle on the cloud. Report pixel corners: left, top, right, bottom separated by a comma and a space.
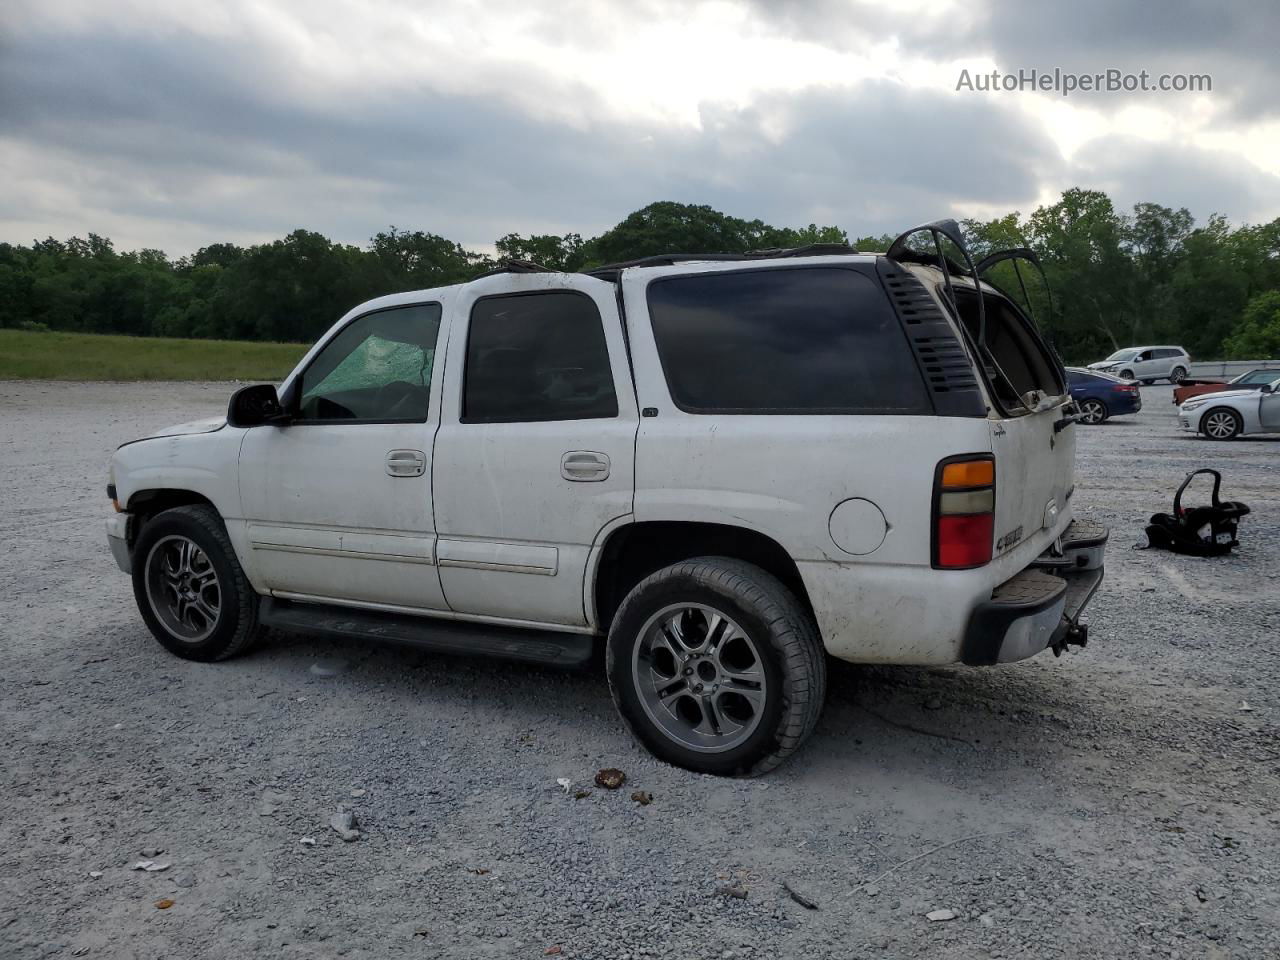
758, 0, 1280, 123
1059, 135, 1280, 224
740, 0, 971, 59
967, 0, 1280, 123
0, 19, 1058, 254
0, 0, 1277, 255
671, 84, 1061, 229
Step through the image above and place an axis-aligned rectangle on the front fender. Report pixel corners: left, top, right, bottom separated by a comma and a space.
112, 428, 246, 519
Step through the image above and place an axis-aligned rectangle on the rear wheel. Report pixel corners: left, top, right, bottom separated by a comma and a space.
606, 557, 825, 776
1201, 407, 1242, 441
132, 505, 263, 661
1170, 366, 1187, 383
1079, 398, 1108, 424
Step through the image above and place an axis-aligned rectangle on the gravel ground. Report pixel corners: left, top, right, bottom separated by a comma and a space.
1, 380, 1277, 960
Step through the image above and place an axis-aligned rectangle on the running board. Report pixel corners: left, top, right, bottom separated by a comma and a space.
259, 598, 596, 668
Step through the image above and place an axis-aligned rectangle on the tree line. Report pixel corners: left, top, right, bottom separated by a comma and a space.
1, 192, 1277, 362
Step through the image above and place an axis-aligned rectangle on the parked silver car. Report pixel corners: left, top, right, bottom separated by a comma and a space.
1088, 345, 1190, 384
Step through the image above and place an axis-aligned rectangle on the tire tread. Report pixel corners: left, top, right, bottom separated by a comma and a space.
606, 556, 826, 776
133, 504, 262, 661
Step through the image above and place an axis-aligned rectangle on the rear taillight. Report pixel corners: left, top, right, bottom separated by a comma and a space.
1114, 383, 1138, 394
933, 455, 995, 569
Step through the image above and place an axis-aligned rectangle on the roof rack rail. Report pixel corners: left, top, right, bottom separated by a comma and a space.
473, 258, 557, 279
584, 242, 859, 281
745, 242, 858, 258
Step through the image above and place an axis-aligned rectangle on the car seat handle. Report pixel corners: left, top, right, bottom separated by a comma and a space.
1174, 468, 1222, 515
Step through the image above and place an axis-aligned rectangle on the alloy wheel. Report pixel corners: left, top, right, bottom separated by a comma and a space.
144, 535, 221, 642
1204, 411, 1239, 440
632, 603, 767, 753
1080, 399, 1106, 424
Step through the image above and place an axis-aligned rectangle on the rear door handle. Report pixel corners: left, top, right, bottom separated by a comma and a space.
561, 451, 610, 482
386, 449, 426, 477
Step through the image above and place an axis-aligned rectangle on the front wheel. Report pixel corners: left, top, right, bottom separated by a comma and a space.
1079, 398, 1108, 424
1170, 366, 1187, 383
606, 558, 826, 776
132, 505, 263, 662
1119, 369, 1135, 380
1201, 407, 1242, 441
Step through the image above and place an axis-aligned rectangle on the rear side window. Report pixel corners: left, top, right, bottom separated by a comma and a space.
646, 267, 930, 414
463, 291, 618, 423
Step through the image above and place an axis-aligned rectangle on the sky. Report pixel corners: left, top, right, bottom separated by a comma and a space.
1, 0, 1278, 256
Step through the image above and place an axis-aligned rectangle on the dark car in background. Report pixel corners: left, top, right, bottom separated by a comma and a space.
1068, 367, 1142, 424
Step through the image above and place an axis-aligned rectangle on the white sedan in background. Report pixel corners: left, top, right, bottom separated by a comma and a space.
1179, 378, 1280, 439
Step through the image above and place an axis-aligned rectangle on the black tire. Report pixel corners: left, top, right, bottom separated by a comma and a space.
1119, 369, 1135, 380
1141, 379, 1155, 386
1079, 398, 1108, 424
1170, 366, 1187, 383
605, 557, 825, 776
132, 504, 263, 662
1200, 407, 1242, 441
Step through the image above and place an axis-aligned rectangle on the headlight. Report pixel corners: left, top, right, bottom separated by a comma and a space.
1181, 399, 1207, 412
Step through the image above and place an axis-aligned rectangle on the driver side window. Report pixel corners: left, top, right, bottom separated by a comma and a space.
297, 303, 441, 422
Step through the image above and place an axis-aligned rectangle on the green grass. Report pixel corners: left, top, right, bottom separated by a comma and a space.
0, 329, 310, 381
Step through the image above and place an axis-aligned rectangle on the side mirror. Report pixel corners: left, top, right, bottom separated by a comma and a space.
228, 383, 290, 427
1261, 383, 1274, 395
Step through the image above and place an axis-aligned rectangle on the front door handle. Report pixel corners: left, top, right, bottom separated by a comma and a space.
386, 449, 426, 477
561, 451, 610, 482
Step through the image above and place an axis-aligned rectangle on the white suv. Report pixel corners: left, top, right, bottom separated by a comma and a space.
105, 222, 1107, 775
1087, 345, 1190, 384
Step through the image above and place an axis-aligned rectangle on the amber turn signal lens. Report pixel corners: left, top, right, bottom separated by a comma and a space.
940, 459, 994, 489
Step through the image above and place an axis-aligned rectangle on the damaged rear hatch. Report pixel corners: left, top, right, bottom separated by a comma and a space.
887, 223, 1075, 567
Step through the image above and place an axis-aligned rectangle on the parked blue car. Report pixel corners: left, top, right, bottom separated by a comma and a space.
1067, 367, 1142, 424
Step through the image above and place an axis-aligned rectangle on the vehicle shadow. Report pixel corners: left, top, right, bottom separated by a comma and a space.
819, 659, 1083, 746
1175, 434, 1280, 443
253, 626, 1081, 770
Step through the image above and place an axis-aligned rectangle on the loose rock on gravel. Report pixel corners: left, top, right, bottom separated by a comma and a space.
328, 808, 361, 842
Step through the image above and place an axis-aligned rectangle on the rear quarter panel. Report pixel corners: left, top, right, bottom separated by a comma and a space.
620, 262, 1007, 663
